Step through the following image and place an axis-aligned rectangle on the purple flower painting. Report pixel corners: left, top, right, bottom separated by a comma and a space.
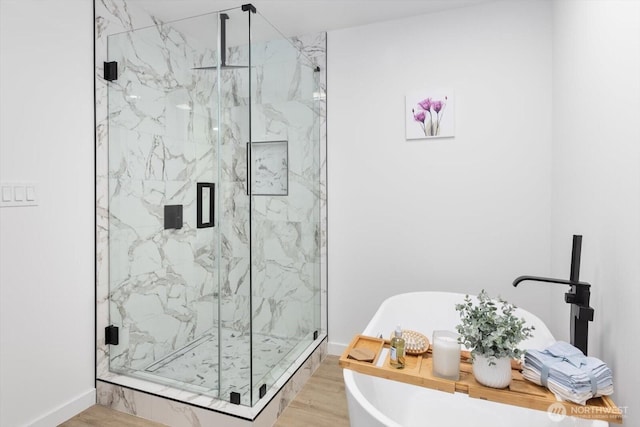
406, 90, 454, 140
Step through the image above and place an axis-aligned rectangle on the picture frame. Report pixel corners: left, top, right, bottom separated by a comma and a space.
406, 89, 454, 140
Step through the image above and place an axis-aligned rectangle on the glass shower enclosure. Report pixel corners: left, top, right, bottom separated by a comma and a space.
104, 5, 323, 407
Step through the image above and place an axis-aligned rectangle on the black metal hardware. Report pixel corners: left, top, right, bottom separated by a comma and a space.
164, 205, 183, 230
570, 234, 582, 283
513, 235, 594, 355
246, 142, 251, 196
220, 13, 229, 67
230, 391, 241, 405
196, 183, 215, 228
105, 325, 119, 345
314, 66, 321, 72
313, 330, 319, 340
104, 61, 117, 81
259, 384, 267, 398
192, 13, 250, 70
241, 3, 257, 13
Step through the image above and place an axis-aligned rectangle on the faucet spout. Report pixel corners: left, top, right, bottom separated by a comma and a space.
512, 235, 594, 355
512, 275, 576, 287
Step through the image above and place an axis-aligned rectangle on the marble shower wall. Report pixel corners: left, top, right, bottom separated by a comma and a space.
249, 34, 325, 340
96, 0, 327, 407
105, 14, 220, 372
211, 30, 327, 402
245, 31, 327, 399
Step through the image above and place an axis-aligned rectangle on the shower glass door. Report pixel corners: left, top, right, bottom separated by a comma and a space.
214, 6, 253, 406
106, 11, 221, 397
249, 12, 322, 406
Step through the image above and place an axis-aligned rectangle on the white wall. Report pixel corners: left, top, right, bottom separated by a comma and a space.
552, 0, 640, 423
0, 1, 95, 426
327, 0, 554, 352
1, 0, 636, 424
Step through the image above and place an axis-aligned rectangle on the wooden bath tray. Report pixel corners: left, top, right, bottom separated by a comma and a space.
339, 335, 623, 424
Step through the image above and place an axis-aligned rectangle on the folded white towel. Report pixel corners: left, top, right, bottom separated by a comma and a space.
522, 341, 613, 405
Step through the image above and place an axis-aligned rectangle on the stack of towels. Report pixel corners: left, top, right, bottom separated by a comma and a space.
522, 341, 613, 405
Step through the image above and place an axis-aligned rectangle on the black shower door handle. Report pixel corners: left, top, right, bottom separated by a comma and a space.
197, 182, 215, 228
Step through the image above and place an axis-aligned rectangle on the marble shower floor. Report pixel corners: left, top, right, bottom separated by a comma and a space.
124, 327, 302, 401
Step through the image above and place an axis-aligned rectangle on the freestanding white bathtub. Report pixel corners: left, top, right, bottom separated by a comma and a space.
343, 292, 608, 427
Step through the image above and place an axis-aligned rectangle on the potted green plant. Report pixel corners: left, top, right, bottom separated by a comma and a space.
455, 290, 535, 388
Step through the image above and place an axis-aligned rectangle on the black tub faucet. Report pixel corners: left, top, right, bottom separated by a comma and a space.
513, 235, 594, 355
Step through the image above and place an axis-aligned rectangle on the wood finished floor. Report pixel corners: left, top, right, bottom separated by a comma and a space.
274, 355, 349, 427
59, 355, 349, 427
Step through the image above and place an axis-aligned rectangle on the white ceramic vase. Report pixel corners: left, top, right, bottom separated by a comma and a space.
472, 353, 512, 388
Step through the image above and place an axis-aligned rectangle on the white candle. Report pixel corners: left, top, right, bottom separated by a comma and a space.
432, 331, 461, 381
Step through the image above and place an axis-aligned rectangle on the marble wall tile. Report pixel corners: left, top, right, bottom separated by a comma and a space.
248, 28, 326, 401
291, 32, 328, 340
251, 141, 289, 195
103, 5, 222, 374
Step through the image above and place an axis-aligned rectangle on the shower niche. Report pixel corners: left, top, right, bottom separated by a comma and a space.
96, 1, 326, 420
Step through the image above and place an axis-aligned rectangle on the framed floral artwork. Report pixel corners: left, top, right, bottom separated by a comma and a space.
406, 89, 454, 140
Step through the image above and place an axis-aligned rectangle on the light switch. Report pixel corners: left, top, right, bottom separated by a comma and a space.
14, 186, 25, 201
2, 186, 11, 202
26, 186, 36, 201
0, 182, 38, 207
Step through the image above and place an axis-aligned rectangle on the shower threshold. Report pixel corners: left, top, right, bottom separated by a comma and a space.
114, 326, 306, 403
98, 333, 327, 423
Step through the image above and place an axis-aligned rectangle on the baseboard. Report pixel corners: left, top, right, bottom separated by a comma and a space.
29, 388, 96, 427
328, 340, 347, 356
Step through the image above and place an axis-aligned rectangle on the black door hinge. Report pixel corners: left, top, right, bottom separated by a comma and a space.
105, 325, 119, 345
259, 384, 266, 398
104, 61, 118, 81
